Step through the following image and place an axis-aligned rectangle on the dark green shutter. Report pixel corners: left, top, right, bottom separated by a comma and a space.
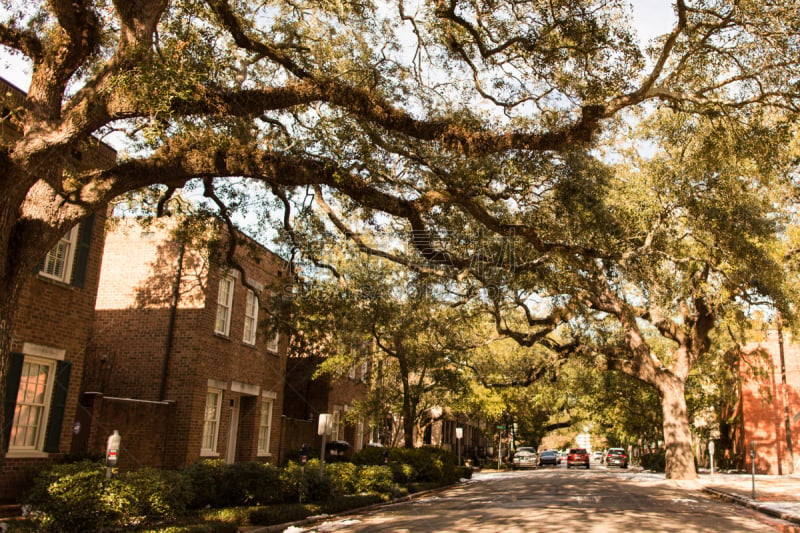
43, 361, 71, 453
71, 214, 95, 288
2, 352, 24, 452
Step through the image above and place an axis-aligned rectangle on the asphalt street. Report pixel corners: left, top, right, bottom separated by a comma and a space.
282, 465, 799, 533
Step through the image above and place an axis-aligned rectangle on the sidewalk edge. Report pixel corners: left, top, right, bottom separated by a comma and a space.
238, 482, 461, 533
703, 487, 800, 526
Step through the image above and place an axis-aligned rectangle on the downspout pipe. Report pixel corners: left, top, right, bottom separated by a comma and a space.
160, 242, 185, 401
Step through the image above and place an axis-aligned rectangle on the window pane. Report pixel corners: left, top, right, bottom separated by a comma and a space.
11, 359, 53, 451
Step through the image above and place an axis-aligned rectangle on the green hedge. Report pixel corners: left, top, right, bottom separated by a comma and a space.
22, 448, 465, 531
23, 460, 195, 532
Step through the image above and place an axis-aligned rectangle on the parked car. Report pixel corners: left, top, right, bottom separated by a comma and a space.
538, 450, 560, 466
592, 451, 603, 462
566, 448, 590, 469
512, 447, 539, 469
605, 447, 629, 468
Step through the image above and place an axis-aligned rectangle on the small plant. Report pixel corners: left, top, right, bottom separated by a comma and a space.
325, 462, 359, 495
355, 465, 394, 493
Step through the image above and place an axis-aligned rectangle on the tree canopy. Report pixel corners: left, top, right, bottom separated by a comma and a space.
2, 0, 800, 478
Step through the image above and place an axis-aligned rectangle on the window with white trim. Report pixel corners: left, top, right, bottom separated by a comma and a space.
355, 419, 365, 451
9, 356, 56, 452
243, 290, 258, 345
266, 331, 280, 353
360, 360, 369, 382
257, 397, 274, 455
201, 388, 223, 454
39, 226, 78, 283
348, 365, 357, 380
214, 275, 235, 336
332, 405, 344, 441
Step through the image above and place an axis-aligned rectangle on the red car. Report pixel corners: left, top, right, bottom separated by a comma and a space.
566, 448, 590, 469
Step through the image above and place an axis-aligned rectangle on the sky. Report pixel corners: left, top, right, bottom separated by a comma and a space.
0, 1, 677, 92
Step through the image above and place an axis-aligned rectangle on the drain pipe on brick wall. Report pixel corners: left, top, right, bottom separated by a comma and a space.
160, 241, 185, 402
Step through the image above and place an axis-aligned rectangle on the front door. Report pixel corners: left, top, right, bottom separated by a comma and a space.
225, 397, 240, 464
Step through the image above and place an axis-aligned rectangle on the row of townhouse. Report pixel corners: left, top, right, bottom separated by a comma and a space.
1, 204, 374, 500
0, 76, 377, 501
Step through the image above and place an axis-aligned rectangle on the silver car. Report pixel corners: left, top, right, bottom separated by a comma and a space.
512, 447, 539, 469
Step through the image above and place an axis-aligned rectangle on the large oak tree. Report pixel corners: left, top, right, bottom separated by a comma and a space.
2, 0, 799, 479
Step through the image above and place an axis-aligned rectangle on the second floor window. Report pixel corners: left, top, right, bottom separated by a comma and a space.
266, 331, 279, 353
215, 275, 235, 336
243, 290, 258, 345
40, 226, 78, 283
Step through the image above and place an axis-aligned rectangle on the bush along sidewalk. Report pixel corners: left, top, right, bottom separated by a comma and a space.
6, 447, 472, 532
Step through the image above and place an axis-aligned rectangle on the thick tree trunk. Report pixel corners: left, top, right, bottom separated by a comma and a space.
659, 376, 697, 480
0, 284, 21, 456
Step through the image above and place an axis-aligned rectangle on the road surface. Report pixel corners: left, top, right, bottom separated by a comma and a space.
287, 465, 796, 532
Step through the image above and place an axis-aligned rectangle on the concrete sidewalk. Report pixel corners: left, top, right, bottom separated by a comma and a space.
696, 471, 800, 527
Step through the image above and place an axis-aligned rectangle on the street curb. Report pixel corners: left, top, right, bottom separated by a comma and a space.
238, 482, 462, 533
703, 487, 800, 527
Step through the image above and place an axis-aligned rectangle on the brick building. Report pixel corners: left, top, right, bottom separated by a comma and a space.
281, 349, 371, 463
1, 77, 114, 501
79, 218, 290, 470
742, 330, 800, 475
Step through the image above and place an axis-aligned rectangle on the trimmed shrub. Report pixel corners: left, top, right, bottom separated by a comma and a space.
325, 462, 359, 495
281, 460, 333, 503
391, 447, 457, 483
183, 459, 226, 509
322, 493, 385, 514
390, 462, 414, 483
351, 446, 387, 465
247, 503, 321, 526
355, 465, 394, 493
455, 466, 473, 480
23, 460, 120, 532
218, 461, 282, 507
640, 451, 666, 472
118, 467, 194, 525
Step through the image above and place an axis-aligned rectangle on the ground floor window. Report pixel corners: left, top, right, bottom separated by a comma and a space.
257, 396, 274, 456
9, 356, 56, 452
201, 388, 222, 455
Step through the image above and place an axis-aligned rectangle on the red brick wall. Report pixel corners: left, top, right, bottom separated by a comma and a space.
78, 393, 176, 470
88, 220, 289, 468
742, 333, 800, 475
0, 211, 108, 501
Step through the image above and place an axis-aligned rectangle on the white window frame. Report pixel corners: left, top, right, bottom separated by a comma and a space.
243, 289, 258, 345
266, 331, 280, 353
39, 225, 79, 283
355, 419, 365, 451
360, 359, 369, 382
257, 396, 274, 456
8, 356, 56, 455
214, 274, 235, 336
201, 388, 223, 455
332, 405, 344, 441
348, 364, 357, 380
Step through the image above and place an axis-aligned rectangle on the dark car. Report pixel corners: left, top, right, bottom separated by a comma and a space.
566, 448, 590, 469
605, 447, 629, 468
538, 450, 559, 466
512, 447, 539, 469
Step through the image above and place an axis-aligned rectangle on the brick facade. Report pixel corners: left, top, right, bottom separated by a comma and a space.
83, 219, 290, 470
282, 354, 370, 462
0, 77, 114, 501
742, 331, 800, 475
